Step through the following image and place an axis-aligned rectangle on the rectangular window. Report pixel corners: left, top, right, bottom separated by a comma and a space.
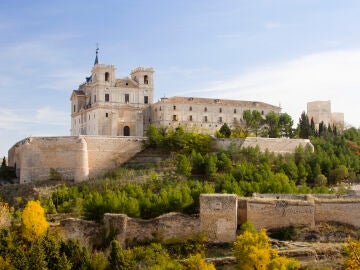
219, 117, 222, 123
125, 94, 129, 103
144, 96, 149, 104
106, 113, 108, 118
219, 108, 222, 113
173, 115, 178, 121
189, 106, 192, 111
173, 105, 176, 110
105, 93, 110, 102
73, 105, 76, 112
204, 107, 207, 112
234, 109, 237, 114
189, 115, 193, 121
204, 116, 208, 122
94, 95, 96, 102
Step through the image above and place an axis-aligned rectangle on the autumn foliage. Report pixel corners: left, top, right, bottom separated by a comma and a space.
233, 222, 300, 270
21, 200, 49, 240
343, 239, 360, 270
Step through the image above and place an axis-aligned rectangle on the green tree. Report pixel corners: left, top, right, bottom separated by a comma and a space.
108, 240, 133, 270
279, 113, 294, 138
29, 240, 48, 270
265, 111, 280, 138
176, 154, 192, 177
297, 112, 311, 139
219, 123, 231, 138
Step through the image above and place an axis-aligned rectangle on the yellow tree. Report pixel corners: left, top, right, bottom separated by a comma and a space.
183, 254, 216, 270
21, 200, 49, 241
233, 222, 300, 270
343, 239, 360, 270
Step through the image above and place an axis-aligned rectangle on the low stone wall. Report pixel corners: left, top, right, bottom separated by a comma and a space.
58, 194, 360, 246
238, 194, 360, 231
59, 218, 102, 248
59, 212, 200, 248
241, 197, 315, 230
8, 136, 146, 183
213, 137, 314, 154
315, 199, 360, 227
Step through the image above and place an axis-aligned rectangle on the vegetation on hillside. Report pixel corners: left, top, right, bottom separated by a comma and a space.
37, 118, 360, 222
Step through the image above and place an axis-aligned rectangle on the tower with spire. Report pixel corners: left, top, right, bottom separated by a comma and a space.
70, 48, 154, 137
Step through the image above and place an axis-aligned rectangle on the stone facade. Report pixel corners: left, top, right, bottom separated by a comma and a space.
307, 100, 344, 131
71, 65, 154, 137
146, 96, 281, 134
71, 55, 281, 137
8, 136, 146, 183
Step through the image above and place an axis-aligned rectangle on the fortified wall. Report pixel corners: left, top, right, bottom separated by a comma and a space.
58, 193, 360, 247
8, 136, 313, 184
201, 193, 360, 243
8, 136, 146, 183
59, 212, 200, 248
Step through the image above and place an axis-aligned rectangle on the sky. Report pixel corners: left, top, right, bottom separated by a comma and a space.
1, 0, 360, 158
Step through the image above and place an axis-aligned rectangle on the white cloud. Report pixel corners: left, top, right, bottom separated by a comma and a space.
0, 107, 67, 130
178, 49, 360, 128
264, 21, 282, 29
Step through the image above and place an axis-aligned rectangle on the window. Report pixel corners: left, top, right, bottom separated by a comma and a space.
125, 94, 129, 103
105, 72, 110, 82
73, 105, 76, 112
219, 108, 222, 113
189, 106, 192, 111
144, 75, 148, 84
204, 116, 208, 122
234, 109, 237, 114
173, 105, 176, 110
219, 117, 223, 123
144, 96, 149, 104
106, 113, 108, 118
173, 115, 178, 121
204, 107, 207, 112
94, 95, 96, 102
88, 115, 90, 120
105, 94, 110, 102
261, 110, 264, 115
189, 115, 193, 121
160, 106, 162, 111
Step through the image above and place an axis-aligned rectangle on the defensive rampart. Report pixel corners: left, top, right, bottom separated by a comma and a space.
58, 193, 360, 247
8, 136, 146, 183
59, 212, 200, 248
213, 137, 314, 154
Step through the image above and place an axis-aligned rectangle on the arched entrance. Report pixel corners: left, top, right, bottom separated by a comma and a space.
123, 126, 130, 136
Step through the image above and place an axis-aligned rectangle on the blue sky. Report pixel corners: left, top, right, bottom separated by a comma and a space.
1, 0, 360, 158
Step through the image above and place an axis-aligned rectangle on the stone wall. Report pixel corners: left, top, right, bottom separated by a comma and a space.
315, 199, 360, 227
8, 136, 146, 183
213, 137, 314, 154
57, 194, 360, 247
200, 194, 238, 243
59, 212, 200, 248
240, 197, 315, 230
